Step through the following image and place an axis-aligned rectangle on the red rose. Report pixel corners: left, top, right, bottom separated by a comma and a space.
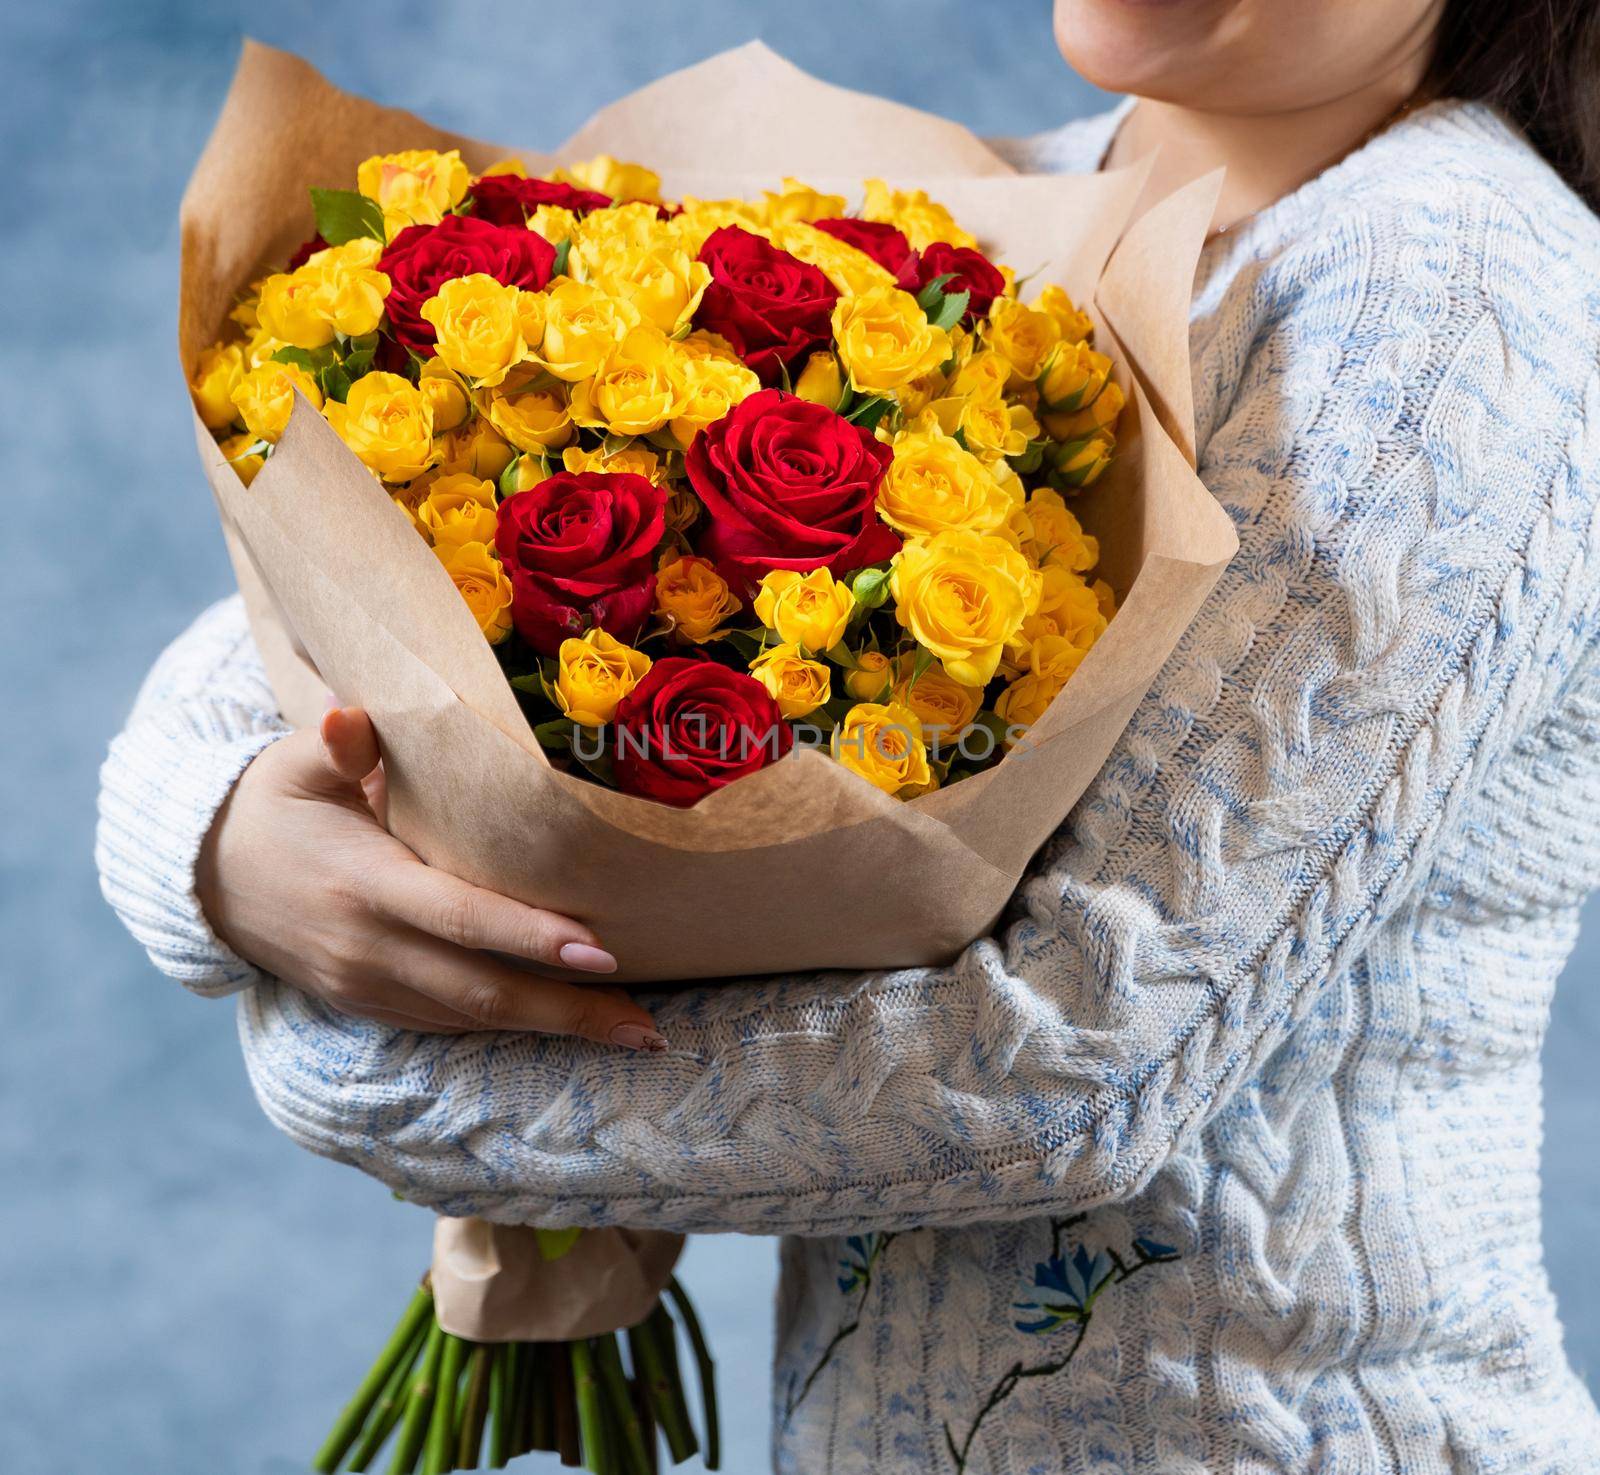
918, 242, 1006, 323
810, 218, 920, 291
495, 471, 666, 655
466, 174, 612, 226
377, 214, 557, 354
693, 226, 838, 385
685, 388, 898, 595
613, 657, 792, 807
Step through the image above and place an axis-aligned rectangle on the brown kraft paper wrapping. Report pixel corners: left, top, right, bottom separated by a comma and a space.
180, 42, 1236, 1340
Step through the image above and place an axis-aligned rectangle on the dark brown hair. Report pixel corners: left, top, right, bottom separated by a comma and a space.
1429, 0, 1600, 209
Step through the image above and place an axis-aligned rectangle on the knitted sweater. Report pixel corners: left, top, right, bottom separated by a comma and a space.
99, 101, 1600, 1472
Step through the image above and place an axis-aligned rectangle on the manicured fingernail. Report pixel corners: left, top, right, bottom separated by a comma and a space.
609, 1022, 669, 1053
559, 942, 618, 974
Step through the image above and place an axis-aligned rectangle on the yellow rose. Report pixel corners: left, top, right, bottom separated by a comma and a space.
570, 203, 674, 271
309, 238, 390, 338
1019, 488, 1099, 572
357, 148, 470, 234
762, 178, 848, 226
993, 664, 1069, 736
655, 554, 740, 643
420, 275, 541, 386
554, 628, 652, 726
560, 441, 663, 481
191, 342, 245, 429
217, 431, 265, 486
535, 279, 640, 382
753, 568, 854, 653
567, 326, 690, 437
984, 297, 1061, 384
665, 482, 702, 536
561, 154, 661, 203
410, 472, 499, 551
597, 244, 711, 335
487, 385, 573, 453
1043, 380, 1126, 444
1039, 341, 1113, 414
877, 422, 1012, 538
324, 371, 435, 481
1037, 568, 1109, 649
477, 158, 527, 178
770, 221, 897, 298
435, 540, 513, 644
1050, 432, 1115, 488
928, 370, 1038, 459
256, 270, 333, 350
529, 203, 581, 251
434, 419, 514, 481
792, 351, 846, 411
748, 642, 831, 718
892, 654, 983, 741
501, 454, 552, 493
408, 362, 468, 435
843, 648, 894, 701
831, 700, 933, 796
1032, 285, 1095, 345
889, 529, 1041, 687
230, 360, 323, 443
670, 352, 762, 445
1093, 577, 1118, 621
860, 180, 976, 251
832, 286, 952, 396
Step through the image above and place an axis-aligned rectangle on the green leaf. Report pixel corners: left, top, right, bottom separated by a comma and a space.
720, 628, 768, 661
571, 741, 617, 787
844, 395, 893, 432
319, 363, 353, 404
915, 273, 957, 314
908, 645, 936, 689
269, 345, 323, 372
534, 1227, 583, 1261
550, 237, 572, 277
531, 716, 576, 751
1006, 440, 1047, 476
822, 641, 860, 669
927, 288, 971, 334
508, 673, 545, 694
309, 187, 387, 246
849, 565, 892, 614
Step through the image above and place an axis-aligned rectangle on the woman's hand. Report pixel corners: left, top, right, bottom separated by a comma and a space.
195, 705, 668, 1049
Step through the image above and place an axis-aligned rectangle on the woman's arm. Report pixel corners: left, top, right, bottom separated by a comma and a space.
97, 596, 667, 1045
97, 596, 289, 996
240, 192, 1600, 1234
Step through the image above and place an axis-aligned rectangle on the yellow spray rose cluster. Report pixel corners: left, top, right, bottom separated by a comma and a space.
193, 147, 1124, 803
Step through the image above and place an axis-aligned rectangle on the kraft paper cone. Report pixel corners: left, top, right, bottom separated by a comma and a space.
181, 40, 1237, 987
431, 1219, 683, 1342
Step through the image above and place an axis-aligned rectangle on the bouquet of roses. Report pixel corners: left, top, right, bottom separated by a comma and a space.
178, 39, 1236, 1475
194, 156, 1126, 812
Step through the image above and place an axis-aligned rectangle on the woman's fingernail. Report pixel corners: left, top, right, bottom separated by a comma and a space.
609, 1023, 669, 1053
559, 942, 618, 974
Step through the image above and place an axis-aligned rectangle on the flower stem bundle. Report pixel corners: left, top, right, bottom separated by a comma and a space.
313, 1275, 717, 1475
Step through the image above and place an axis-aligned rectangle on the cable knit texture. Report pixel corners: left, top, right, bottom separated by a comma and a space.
98, 101, 1600, 1472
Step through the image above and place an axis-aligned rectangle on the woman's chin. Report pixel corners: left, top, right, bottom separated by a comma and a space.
1053, 0, 1231, 99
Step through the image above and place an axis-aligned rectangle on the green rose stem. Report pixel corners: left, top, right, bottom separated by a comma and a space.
629, 1313, 696, 1463
527, 1343, 556, 1453
388, 1321, 446, 1475
454, 1344, 492, 1468
551, 1344, 581, 1465
346, 1320, 430, 1471
666, 1279, 720, 1471
486, 1344, 513, 1468
571, 1338, 613, 1473
595, 1332, 652, 1475
313, 1282, 434, 1473
630, 1372, 659, 1475
421, 1333, 467, 1475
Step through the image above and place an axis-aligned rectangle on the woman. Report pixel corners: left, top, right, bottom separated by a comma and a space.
100, 0, 1600, 1469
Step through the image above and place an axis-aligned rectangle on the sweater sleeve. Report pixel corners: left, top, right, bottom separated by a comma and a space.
237, 188, 1600, 1235
96, 595, 291, 997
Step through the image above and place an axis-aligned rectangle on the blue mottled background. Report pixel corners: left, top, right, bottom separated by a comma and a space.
1, 1, 1594, 1471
